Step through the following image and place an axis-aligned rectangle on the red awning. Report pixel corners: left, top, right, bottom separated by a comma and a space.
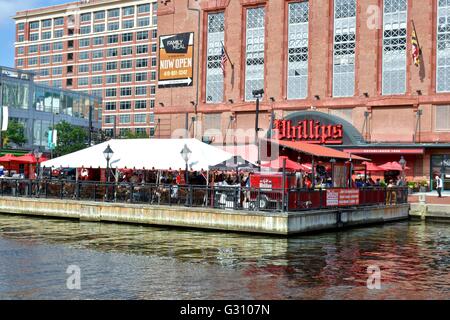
269, 139, 369, 161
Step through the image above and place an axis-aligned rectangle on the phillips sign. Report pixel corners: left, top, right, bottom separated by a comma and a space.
273, 119, 344, 144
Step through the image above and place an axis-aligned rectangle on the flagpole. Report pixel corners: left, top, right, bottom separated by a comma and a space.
221, 41, 234, 69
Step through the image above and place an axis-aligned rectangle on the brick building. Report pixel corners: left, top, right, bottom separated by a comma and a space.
155, 0, 450, 190
14, 0, 158, 138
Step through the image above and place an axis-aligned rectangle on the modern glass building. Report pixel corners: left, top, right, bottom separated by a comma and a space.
0, 66, 101, 151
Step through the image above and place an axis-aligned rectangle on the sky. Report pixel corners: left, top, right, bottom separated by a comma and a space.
0, 0, 69, 68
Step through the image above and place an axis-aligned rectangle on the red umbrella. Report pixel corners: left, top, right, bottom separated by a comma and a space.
0, 154, 18, 162
362, 161, 386, 172
379, 161, 410, 171
0, 154, 18, 177
14, 154, 48, 163
261, 156, 303, 171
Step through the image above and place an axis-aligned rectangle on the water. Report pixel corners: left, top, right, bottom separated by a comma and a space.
0, 214, 448, 300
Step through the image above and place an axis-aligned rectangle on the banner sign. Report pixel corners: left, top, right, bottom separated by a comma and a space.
48, 130, 57, 150
326, 189, 359, 207
1, 106, 9, 131
158, 32, 194, 88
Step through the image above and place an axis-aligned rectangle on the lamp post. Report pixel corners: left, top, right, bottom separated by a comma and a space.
33, 149, 43, 180
253, 89, 264, 167
399, 156, 406, 186
180, 144, 192, 185
103, 144, 114, 200
348, 153, 353, 188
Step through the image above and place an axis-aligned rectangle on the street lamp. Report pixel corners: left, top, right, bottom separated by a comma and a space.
399, 156, 406, 186
33, 149, 43, 179
253, 89, 264, 166
180, 144, 192, 185
348, 153, 353, 188
103, 144, 114, 200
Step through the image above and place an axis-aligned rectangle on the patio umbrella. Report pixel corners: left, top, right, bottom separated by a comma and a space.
0, 154, 18, 176
379, 161, 410, 171
362, 161, 386, 172
209, 155, 259, 171
261, 156, 303, 171
14, 154, 49, 164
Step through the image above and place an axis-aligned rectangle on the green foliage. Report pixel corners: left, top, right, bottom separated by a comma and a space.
3, 119, 27, 147
419, 180, 429, 187
53, 121, 88, 156
123, 130, 148, 139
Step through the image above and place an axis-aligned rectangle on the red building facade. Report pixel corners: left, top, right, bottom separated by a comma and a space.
155, 0, 450, 189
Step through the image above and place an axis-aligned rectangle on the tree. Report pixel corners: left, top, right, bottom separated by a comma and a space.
53, 121, 88, 156
3, 119, 27, 147
123, 130, 148, 139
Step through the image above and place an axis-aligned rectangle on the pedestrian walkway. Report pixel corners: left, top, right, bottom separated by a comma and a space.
409, 191, 450, 205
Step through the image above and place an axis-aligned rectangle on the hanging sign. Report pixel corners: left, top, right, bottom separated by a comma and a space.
326, 189, 360, 207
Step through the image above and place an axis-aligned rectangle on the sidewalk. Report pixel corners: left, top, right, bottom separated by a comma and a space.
409, 191, 450, 205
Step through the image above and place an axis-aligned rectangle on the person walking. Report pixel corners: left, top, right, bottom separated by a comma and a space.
435, 175, 443, 198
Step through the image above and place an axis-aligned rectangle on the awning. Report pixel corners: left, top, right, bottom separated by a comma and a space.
269, 139, 370, 161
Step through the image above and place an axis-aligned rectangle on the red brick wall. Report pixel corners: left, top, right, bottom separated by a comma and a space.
155, 0, 450, 144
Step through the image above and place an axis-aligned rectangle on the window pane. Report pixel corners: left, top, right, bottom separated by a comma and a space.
287, 1, 309, 100
245, 7, 265, 101
333, 0, 356, 97
382, 0, 407, 95
437, 1, 450, 92
206, 12, 225, 103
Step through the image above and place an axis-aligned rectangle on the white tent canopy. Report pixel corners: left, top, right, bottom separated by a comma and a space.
41, 138, 233, 171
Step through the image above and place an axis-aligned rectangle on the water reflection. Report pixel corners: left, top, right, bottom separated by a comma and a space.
0, 214, 448, 299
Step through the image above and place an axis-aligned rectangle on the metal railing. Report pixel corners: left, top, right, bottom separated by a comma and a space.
0, 179, 408, 213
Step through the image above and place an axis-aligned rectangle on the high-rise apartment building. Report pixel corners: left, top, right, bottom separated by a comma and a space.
13, 0, 158, 138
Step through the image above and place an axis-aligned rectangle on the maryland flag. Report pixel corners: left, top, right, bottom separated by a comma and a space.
411, 29, 420, 67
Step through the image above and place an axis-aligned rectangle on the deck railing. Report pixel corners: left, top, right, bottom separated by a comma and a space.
0, 179, 408, 213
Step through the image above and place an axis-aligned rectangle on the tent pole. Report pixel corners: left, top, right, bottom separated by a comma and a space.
282, 158, 286, 212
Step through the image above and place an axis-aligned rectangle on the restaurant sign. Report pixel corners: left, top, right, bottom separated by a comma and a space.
158, 32, 194, 88
273, 119, 344, 144
326, 189, 360, 207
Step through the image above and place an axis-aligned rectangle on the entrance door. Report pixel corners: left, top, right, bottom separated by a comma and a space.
430, 155, 450, 191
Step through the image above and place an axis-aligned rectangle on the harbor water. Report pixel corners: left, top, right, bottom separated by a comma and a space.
0, 214, 448, 299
